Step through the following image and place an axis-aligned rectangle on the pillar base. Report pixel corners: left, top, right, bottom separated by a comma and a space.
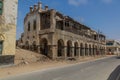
0, 55, 14, 65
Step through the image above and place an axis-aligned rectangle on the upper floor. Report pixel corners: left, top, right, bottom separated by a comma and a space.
23, 2, 106, 43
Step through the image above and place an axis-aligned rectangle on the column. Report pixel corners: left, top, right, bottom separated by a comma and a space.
49, 45, 57, 59
82, 47, 85, 57
94, 48, 96, 57
64, 46, 67, 59
71, 47, 74, 57
37, 45, 40, 53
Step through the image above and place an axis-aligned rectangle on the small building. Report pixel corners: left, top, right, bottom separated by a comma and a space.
106, 40, 120, 55
0, 0, 18, 65
18, 2, 106, 59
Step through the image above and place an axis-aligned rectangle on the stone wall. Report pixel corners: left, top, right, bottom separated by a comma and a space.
0, 0, 18, 65
39, 29, 106, 59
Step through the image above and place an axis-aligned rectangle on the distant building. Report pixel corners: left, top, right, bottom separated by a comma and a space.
18, 2, 106, 59
106, 40, 120, 55
0, 0, 18, 65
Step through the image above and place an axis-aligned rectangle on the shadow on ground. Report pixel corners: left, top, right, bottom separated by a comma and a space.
107, 65, 120, 80
116, 56, 120, 59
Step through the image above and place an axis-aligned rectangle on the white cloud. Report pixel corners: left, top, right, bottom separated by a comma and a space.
102, 0, 112, 4
68, 0, 113, 6
68, 0, 88, 6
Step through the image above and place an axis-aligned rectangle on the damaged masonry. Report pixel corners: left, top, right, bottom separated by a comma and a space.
18, 2, 106, 59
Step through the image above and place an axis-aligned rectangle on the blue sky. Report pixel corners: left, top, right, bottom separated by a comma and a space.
17, 0, 120, 40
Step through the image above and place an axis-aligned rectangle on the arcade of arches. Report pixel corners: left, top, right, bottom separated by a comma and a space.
38, 38, 106, 59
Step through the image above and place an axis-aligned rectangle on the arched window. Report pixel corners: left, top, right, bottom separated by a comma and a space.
33, 20, 36, 30
0, 1, 3, 15
28, 22, 30, 31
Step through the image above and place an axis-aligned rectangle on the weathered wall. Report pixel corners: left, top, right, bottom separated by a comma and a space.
0, 0, 18, 64
19, 3, 106, 59
23, 12, 40, 46
38, 29, 106, 59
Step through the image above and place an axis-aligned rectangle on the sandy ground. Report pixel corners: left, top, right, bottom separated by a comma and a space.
0, 48, 112, 78
15, 48, 50, 65
0, 56, 110, 78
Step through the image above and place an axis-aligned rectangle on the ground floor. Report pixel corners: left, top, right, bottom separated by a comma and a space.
37, 38, 106, 59
20, 29, 106, 59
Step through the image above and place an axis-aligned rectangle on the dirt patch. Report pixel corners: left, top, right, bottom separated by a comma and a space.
0, 48, 112, 78
15, 48, 50, 65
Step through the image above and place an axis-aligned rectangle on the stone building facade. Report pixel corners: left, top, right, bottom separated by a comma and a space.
18, 2, 106, 59
0, 0, 18, 65
106, 40, 120, 55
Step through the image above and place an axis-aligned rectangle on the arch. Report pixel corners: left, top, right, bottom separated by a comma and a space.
40, 38, 48, 56
85, 44, 88, 56
57, 39, 64, 57
80, 43, 84, 56
67, 40, 72, 57
89, 44, 92, 56
74, 42, 79, 57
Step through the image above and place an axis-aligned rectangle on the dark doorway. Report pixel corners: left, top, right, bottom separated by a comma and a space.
57, 39, 64, 57
80, 43, 83, 56
74, 42, 78, 57
67, 40, 72, 57
40, 38, 48, 56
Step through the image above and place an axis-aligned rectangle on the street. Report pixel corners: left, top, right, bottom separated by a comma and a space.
1, 56, 120, 80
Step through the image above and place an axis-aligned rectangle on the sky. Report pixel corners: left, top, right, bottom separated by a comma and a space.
17, 0, 120, 40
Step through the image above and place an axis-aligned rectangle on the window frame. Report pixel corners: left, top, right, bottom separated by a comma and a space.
0, 1, 3, 15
